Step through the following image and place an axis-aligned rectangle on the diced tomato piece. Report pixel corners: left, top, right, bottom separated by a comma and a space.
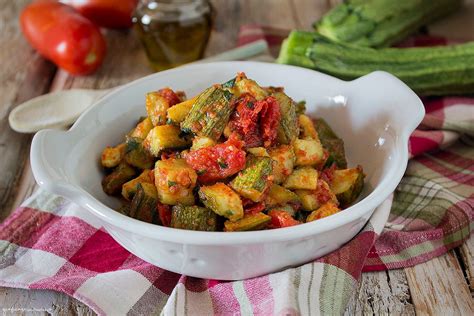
158, 88, 182, 106
157, 203, 172, 227
268, 210, 300, 228
244, 202, 266, 215
260, 96, 280, 147
185, 133, 246, 183
229, 94, 281, 148
320, 164, 336, 184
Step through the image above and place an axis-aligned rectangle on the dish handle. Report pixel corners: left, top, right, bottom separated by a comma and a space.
352, 71, 426, 142
30, 129, 82, 199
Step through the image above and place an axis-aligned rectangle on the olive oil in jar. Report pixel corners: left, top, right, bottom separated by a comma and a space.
133, 0, 213, 71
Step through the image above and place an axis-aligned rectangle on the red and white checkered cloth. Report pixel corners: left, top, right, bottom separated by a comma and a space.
1, 26, 473, 315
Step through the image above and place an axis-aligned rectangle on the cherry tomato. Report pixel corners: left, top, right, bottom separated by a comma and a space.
61, 0, 138, 29
229, 95, 281, 148
185, 133, 246, 183
268, 210, 300, 228
21, 0, 106, 75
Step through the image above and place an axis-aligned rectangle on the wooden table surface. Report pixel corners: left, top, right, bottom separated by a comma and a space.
1, 0, 473, 314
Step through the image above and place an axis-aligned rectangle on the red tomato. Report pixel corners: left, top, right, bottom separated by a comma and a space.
268, 210, 300, 228
229, 95, 281, 148
21, 0, 106, 75
159, 88, 182, 107
157, 203, 171, 227
259, 96, 281, 147
244, 202, 265, 215
61, 0, 138, 29
185, 134, 246, 183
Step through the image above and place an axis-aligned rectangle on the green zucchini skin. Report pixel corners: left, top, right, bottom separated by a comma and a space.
128, 183, 160, 224
171, 205, 220, 231
230, 155, 273, 202
314, 0, 462, 48
314, 118, 347, 169
181, 86, 234, 140
278, 31, 474, 96
102, 162, 136, 195
124, 137, 155, 170
272, 92, 299, 145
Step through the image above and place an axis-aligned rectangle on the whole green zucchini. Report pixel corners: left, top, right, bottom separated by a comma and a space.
315, 0, 462, 48
278, 31, 474, 96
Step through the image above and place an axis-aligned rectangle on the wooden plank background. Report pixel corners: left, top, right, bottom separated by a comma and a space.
0, 0, 473, 314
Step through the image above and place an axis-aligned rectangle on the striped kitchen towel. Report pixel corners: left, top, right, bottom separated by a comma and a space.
0, 26, 473, 315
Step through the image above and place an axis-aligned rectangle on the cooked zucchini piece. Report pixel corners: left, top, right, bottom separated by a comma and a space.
273, 92, 299, 144
267, 204, 296, 217
199, 183, 244, 222
269, 145, 295, 184
283, 167, 318, 190
191, 136, 216, 151
130, 117, 153, 139
265, 184, 299, 207
121, 169, 154, 201
295, 100, 306, 115
330, 166, 365, 207
247, 147, 269, 157
102, 162, 136, 195
128, 183, 159, 224
298, 114, 318, 139
155, 158, 197, 206
235, 76, 268, 100
224, 212, 271, 232
306, 202, 340, 222
295, 179, 338, 211
171, 205, 219, 231
101, 143, 126, 168
143, 125, 191, 157
181, 86, 234, 140
293, 138, 324, 167
124, 137, 155, 169
230, 155, 273, 202
315, 118, 347, 168
167, 96, 197, 124
146, 91, 169, 126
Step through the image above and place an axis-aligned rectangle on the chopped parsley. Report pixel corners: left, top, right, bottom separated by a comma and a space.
167, 180, 177, 187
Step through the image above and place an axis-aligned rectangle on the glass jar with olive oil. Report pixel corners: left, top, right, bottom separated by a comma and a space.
133, 0, 213, 71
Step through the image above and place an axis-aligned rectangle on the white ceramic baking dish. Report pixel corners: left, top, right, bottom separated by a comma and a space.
30, 61, 424, 280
